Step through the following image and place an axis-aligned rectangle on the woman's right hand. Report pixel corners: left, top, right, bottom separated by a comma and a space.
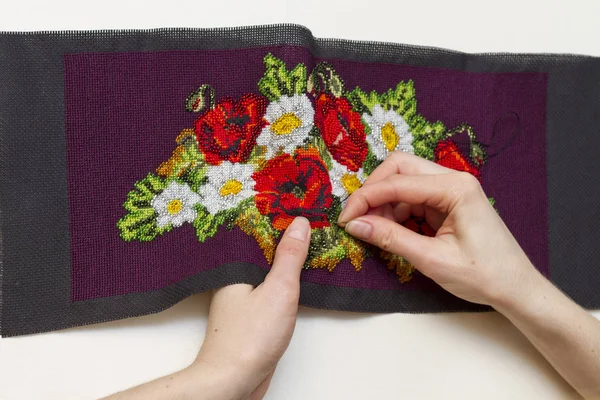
337, 151, 542, 308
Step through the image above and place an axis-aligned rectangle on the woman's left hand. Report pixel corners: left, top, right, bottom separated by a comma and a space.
104, 216, 311, 400
193, 216, 311, 399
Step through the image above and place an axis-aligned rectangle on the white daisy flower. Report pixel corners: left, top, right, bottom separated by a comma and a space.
151, 181, 201, 228
199, 161, 256, 214
362, 104, 414, 160
329, 159, 366, 205
257, 94, 314, 157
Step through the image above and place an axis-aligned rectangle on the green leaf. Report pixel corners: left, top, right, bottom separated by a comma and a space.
289, 63, 308, 94
307, 226, 342, 260
247, 144, 267, 165
258, 53, 308, 101
123, 190, 151, 213
193, 206, 232, 242
117, 209, 168, 242
363, 118, 372, 136
326, 196, 343, 225
306, 127, 333, 169
124, 173, 167, 213
363, 150, 382, 175
129, 173, 166, 203
384, 81, 417, 118
306, 225, 348, 270
410, 116, 446, 161
258, 76, 282, 101
347, 87, 381, 114
308, 244, 347, 271
193, 198, 252, 242
118, 173, 170, 242
193, 207, 219, 242
181, 167, 208, 192
347, 81, 416, 116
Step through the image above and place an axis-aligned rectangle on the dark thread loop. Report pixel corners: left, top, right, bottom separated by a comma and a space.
485, 111, 521, 159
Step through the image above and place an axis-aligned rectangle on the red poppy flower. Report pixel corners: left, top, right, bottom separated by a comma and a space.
403, 216, 436, 237
314, 93, 368, 172
434, 139, 481, 181
253, 147, 333, 230
195, 93, 267, 165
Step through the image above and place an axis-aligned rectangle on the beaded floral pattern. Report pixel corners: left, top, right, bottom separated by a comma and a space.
117, 54, 490, 281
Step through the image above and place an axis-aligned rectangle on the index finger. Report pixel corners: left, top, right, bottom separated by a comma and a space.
364, 151, 451, 187
338, 173, 461, 225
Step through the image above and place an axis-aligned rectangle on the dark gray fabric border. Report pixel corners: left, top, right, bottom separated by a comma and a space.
1, 261, 490, 337
1, 24, 599, 337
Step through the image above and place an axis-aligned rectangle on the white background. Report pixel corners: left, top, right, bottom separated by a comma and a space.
1, 1, 600, 399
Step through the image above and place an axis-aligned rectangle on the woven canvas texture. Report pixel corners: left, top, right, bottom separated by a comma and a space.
65, 48, 547, 300
1, 25, 599, 336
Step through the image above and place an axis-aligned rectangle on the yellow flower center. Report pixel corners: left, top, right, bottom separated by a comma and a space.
270, 113, 302, 135
341, 173, 362, 194
381, 122, 399, 152
219, 179, 243, 197
167, 199, 183, 215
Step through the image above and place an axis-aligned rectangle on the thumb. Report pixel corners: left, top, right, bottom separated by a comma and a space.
264, 217, 311, 288
343, 214, 436, 270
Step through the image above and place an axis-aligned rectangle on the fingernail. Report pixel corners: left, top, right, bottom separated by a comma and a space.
345, 219, 372, 240
287, 217, 310, 242
337, 208, 349, 226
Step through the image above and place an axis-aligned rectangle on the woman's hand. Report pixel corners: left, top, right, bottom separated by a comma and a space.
337, 151, 539, 307
337, 151, 600, 399
194, 216, 311, 399
105, 216, 311, 400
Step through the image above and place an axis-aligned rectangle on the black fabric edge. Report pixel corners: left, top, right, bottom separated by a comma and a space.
1, 24, 598, 60
0, 262, 489, 337
1, 23, 599, 336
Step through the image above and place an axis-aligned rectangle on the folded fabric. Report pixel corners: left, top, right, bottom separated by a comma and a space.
1, 25, 599, 337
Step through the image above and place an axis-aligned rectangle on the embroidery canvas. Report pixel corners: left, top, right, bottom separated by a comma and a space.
1, 25, 599, 337
116, 54, 491, 282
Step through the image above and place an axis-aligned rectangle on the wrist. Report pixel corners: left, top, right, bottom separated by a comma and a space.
488, 259, 549, 316
190, 355, 265, 400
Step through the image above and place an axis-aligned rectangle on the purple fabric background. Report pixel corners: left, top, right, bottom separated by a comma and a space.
64, 45, 548, 301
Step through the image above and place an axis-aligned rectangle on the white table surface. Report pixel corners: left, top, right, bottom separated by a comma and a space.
1, 1, 599, 398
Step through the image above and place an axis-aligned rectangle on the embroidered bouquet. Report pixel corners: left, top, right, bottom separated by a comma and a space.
118, 54, 488, 282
